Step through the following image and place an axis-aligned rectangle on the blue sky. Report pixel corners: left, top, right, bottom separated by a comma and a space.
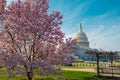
7, 0, 120, 51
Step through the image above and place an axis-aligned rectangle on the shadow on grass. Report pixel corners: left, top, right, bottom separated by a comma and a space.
83, 76, 120, 80
21, 78, 54, 80
98, 76, 120, 80
34, 78, 54, 80
83, 77, 105, 80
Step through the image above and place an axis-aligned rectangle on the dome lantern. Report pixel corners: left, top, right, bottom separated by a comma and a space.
79, 23, 83, 32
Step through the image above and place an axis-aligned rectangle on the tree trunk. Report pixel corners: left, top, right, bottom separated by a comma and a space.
27, 72, 33, 80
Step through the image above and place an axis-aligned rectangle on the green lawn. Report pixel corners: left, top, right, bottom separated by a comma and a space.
62, 70, 106, 80
0, 69, 107, 80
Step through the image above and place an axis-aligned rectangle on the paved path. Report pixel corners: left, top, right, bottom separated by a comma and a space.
62, 68, 96, 73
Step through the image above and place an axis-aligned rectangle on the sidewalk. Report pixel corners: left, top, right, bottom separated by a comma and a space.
62, 67, 96, 73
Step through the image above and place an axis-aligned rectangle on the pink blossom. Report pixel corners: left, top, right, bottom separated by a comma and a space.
0, 0, 76, 80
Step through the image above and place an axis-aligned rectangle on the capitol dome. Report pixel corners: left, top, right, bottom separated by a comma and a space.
74, 24, 89, 49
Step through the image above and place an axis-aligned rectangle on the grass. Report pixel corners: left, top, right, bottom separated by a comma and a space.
62, 70, 106, 80
0, 68, 107, 80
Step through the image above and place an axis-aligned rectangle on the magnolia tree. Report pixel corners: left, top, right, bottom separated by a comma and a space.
0, 0, 76, 80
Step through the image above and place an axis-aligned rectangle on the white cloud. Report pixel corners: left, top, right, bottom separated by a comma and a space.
65, 33, 76, 39
88, 25, 120, 51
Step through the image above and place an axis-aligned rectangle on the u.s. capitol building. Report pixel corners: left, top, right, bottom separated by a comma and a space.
72, 24, 119, 62
72, 24, 97, 61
